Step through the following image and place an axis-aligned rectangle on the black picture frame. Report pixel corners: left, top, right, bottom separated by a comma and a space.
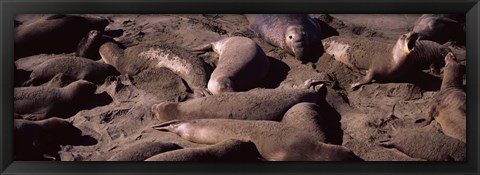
1, 0, 479, 174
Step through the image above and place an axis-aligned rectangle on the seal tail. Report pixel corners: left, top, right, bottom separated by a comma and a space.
152, 120, 184, 132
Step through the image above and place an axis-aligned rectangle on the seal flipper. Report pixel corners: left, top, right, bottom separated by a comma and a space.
193, 88, 213, 98
152, 120, 184, 132
351, 69, 375, 90
190, 43, 213, 54
378, 139, 395, 148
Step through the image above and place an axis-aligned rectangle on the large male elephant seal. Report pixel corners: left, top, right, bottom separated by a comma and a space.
380, 124, 466, 161
350, 32, 451, 89
245, 14, 322, 62
97, 38, 211, 97
191, 36, 270, 94
145, 139, 261, 161
15, 117, 83, 160
413, 14, 466, 45
14, 14, 109, 59
425, 52, 466, 142
22, 55, 119, 86
151, 82, 326, 122
14, 80, 97, 120
153, 119, 362, 161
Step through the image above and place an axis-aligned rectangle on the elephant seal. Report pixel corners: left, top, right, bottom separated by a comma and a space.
413, 14, 465, 45
351, 32, 451, 90
145, 139, 261, 161
14, 14, 109, 59
98, 40, 211, 97
15, 117, 82, 160
380, 124, 466, 161
425, 52, 466, 142
191, 36, 270, 94
14, 80, 97, 120
153, 119, 362, 161
281, 102, 327, 142
108, 141, 182, 161
245, 14, 322, 62
75, 30, 103, 59
22, 55, 119, 86
151, 83, 325, 122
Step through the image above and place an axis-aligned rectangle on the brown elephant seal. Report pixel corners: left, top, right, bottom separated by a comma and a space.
413, 14, 465, 45
245, 14, 322, 62
153, 119, 362, 161
425, 52, 466, 142
151, 83, 325, 122
98, 40, 211, 97
22, 55, 120, 86
15, 117, 82, 160
14, 14, 109, 59
191, 36, 270, 94
145, 139, 261, 161
281, 102, 327, 142
108, 141, 182, 161
379, 124, 466, 161
14, 80, 97, 120
351, 32, 451, 90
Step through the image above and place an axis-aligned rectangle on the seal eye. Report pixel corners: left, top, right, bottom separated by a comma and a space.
288, 35, 293, 39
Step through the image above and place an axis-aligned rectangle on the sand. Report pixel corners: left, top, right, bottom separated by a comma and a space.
13, 14, 466, 161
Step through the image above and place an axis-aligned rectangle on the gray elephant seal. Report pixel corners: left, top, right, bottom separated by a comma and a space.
151, 85, 324, 122
245, 14, 322, 62
153, 119, 362, 161
413, 14, 465, 44
108, 141, 182, 161
14, 14, 109, 59
98, 41, 211, 97
145, 139, 261, 161
192, 36, 270, 94
425, 52, 466, 142
22, 55, 119, 86
351, 32, 451, 89
14, 80, 97, 120
380, 124, 466, 161
15, 117, 82, 160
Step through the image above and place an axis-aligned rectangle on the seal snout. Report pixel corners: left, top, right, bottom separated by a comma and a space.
445, 52, 456, 62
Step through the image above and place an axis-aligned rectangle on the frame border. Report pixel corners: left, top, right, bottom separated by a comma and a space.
1, 0, 479, 174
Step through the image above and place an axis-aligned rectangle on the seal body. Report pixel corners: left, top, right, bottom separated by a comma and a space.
99, 41, 211, 97
380, 125, 466, 161
108, 141, 182, 161
153, 119, 361, 161
22, 55, 119, 86
192, 36, 270, 94
426, 52, 466, 142
15, 117, 82, 160
245, 14, 322, 62
151, 88, 321, 122
14, 14, 109, 59
14, 80, 97, 120
413, 14, 465, 44
281, 102, 327, 142
351, 32, 451, 89
145, 139, 261, 161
